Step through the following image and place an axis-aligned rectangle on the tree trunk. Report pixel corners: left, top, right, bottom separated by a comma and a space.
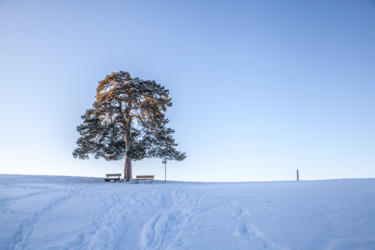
124, 155, 132, 181
124, 139, 132, 181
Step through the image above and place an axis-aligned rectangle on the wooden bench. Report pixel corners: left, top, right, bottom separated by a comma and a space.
134, 175, 155, 183
104, 173, 121, 182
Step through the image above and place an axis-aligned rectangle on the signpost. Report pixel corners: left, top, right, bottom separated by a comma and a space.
162, 159, 167, 182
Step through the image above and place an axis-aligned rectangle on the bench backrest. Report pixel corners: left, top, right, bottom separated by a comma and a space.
136, 175, 155, 179
106, 173, 122, 177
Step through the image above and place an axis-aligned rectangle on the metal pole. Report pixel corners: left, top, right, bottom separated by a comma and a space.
162, 159, 167, 183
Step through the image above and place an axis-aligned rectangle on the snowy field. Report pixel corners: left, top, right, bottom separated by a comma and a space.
1, 175, 375, 250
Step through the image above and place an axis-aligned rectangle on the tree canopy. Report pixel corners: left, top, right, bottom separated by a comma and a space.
73, 71, 186, 180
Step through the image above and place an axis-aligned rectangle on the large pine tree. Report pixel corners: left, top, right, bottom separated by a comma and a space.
73, 71, 186, 181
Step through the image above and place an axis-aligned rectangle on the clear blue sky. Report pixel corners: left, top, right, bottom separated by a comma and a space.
0, 0, 374, 181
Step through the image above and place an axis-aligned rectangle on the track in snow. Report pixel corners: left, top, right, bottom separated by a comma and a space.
1, 175, 375, 250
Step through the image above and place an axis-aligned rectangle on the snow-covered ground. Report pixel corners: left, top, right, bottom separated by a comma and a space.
1, 175, 375, 250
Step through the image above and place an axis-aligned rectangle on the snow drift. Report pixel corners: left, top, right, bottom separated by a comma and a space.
1, 175, 374, 249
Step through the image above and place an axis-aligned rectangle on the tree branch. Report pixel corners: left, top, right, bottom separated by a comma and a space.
130, 114, 157, 131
